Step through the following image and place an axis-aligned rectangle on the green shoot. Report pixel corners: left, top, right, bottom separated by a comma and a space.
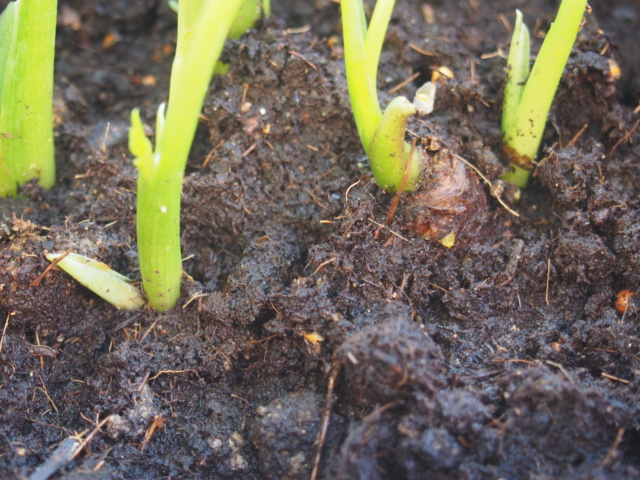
229, 0, 270, 39
501, 10, 529, 144
46, 252, 145, 310
341, 0, 421, 192
0, 0, 57, 198
502, 0, 588, 187
130, 0, 267, 311
167, 1, 270, 39
168, 0, 269, 78
368, 96, 421, 189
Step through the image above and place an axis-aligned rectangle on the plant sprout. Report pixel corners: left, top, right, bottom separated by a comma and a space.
340, 0, 491, 248
341, 0, 421, 192
129, 0, 268, 311
0, 0, 57, 198
45, 252, 145, 310
502, 0, 588, 187
229, 0, 270, 39
168, 0, 270, 76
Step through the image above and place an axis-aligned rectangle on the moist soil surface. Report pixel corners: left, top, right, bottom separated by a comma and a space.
1, 0, 640, 478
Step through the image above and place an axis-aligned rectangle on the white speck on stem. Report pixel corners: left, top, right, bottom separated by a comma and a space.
160, 205, 167, 213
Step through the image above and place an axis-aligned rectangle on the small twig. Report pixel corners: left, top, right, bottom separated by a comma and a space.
460, 370, 502, 381
565, 123, 588, 149
140, 415, 167, 452
386, 137, 417, 225
109, 312, 144, 336
70, 415, 111, 462
362, 399, 404, 420
0, 312, 11, 354
545, 258, 551, 306
480, 49, 503, 60
28, 437, 80, 480
241, 83, 249, 104
138, 316, 164, 343
451, 153, 520, 217
35, 385, 58, 416
183, 293, 208, 309
344, 179, 361, 211
601, 372, 629, 384
25, 416, 73, 435
492, 358, 537, 365
133, 374, 150, 397
408, 43, 435, 56
545, 360, 574, 385
35, 327, 44, 369
32, 250, 71, 287
148, 369, 195, 381
306, 188, 328, 210
532, 142, 558, 168
368, 218, 412, 243
602, 428, 625, 467
202, 139, 224, 168
311, 257, 337, 276
100, 122, 111, 155
428, 282, 448, 293
242, 143, 257, 157
283, 25, 311, 35
310, 362, 340, 480
609, 119, 640, 157
388, 72, 420, 95
390, 273, 416, 319
288, 50, 318, 70
498, 13, 512, 33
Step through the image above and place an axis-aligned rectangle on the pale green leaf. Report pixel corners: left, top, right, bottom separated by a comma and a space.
46, 252, 145, 310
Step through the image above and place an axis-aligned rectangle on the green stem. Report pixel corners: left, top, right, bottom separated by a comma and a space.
501, 162, 530, 188
503, 0, 587, 187
342, 0, 421, 192
341, 0, 382, 151
0, 0, 57, 197
501, 9, 529, 138
228, 0, 261, 39
364, 0, 395, 86
369, 97, 421, 191
135, 0, 243, 311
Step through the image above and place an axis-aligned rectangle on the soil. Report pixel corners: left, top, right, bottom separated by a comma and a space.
1, 0, 640, 478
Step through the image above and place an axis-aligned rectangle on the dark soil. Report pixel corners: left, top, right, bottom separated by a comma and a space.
1, 0, 640, 478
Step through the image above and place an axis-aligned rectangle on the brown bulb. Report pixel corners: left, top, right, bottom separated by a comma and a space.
404, 149, 488, 247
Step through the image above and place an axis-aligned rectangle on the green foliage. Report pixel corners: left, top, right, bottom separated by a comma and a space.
502, 0, 588, 187
168, 0, 270, 39
0, 0, 57, 198
46, 253, 145, 310
229, 0, 269, 39
130, 0, 267, 311
341, 0, 421, 192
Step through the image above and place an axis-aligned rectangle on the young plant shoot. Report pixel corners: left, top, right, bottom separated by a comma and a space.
129, 0, 268, 311
341, 0, 489, 247
341, 0, 421, 192
45, 252, 145, 310
0, 0, 57, 198
502, 0, 588, 187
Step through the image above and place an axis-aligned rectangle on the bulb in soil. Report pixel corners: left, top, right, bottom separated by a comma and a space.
404, 148, 488, 247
